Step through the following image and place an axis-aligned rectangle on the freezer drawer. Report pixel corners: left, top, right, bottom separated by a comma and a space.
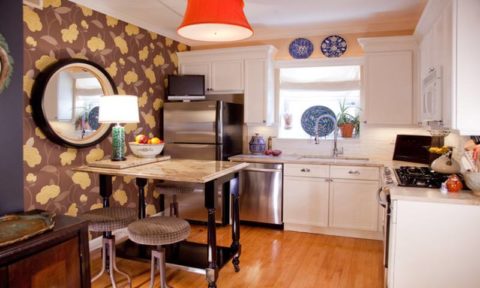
164, 143, 221, 160
239, 163, 283, 225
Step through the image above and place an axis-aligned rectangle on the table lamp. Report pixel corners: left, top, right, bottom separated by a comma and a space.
99, 95, 140, 161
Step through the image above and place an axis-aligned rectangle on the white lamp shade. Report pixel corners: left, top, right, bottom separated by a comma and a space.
98, 95, 140, 123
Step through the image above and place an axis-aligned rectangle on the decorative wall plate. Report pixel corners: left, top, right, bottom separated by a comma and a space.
88, 106, 100, 130
289, 38, 314, 59
301, 105, 337, 137
320, 35, 347, 58
0, 33, 14, 94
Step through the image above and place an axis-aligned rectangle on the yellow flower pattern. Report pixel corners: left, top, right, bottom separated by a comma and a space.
26, 36, 37, 47
72, 172, 91, 189
23, 6, 43, 32
35, 127, 46, 139
124, 70, 138, 85
35, 55, 56, 71
114, 36, 128, 54
106, 62, 118, 77
146, 204, 156, 216
139, 46, 149, 61
125, 24, 140, 36
59, 148, 77, 166
79, 5, 93, 17
81, 20, 89, 29
43, 0, 62, 8
86, 148, 104, 163
153, 54, 165, 67
26, 173, 37, 183
139, 92, 148, 108
36, 185, 60, 205
24, 140, 42, 168
144, 67, 156, 84
87, 36, 105, 52
65, 203, 78, 216
178, 43, 188, 52
106, 15, 118, 27
113, 189, 128, 205
61, 24, 79, 43
23, 0, 188, 217
153, 98, 163, 111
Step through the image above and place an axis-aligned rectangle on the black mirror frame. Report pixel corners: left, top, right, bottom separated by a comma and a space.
31, 58, 117, 148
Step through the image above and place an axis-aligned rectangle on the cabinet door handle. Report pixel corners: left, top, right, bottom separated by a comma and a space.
348, 170, 360, 175
300, 168, 310, 173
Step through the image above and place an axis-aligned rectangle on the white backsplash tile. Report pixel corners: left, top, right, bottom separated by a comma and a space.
244, 125, 469, 162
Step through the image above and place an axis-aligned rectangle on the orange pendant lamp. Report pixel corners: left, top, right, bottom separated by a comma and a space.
177, 0, 253, 42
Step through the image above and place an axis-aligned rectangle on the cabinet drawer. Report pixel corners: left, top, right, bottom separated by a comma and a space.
284, 164, 329, 178
330, 166, 379, 180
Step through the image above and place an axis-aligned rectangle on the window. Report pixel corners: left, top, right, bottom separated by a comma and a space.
277, 60, 362, 139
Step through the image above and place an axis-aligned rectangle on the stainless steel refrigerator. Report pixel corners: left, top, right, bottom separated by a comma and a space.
159, 100, 243, 224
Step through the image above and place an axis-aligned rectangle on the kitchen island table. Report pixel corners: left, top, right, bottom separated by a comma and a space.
75, 158, 249, 288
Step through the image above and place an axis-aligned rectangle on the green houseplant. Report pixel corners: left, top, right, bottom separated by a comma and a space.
336, 99, 360, 138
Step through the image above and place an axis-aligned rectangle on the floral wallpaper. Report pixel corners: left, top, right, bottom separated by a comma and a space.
23, 0, 188, 217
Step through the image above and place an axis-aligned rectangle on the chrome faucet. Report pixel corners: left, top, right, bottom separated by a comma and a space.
314, 114, 343, 158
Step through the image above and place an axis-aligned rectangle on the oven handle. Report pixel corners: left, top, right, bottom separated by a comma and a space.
377, 187, 388, 208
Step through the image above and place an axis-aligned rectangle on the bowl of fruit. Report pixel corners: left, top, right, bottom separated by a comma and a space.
129, 134, 164, 158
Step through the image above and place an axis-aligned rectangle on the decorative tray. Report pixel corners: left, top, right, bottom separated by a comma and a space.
0, 211, 56, 248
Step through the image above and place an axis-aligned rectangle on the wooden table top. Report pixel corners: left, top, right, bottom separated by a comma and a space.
75, 158, 249, 183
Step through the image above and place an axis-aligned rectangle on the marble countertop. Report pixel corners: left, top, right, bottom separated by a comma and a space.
229, 154, 384, 167
75, 159, 249, 183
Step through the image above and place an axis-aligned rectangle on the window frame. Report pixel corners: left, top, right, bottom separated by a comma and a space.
274, 57, 365, 139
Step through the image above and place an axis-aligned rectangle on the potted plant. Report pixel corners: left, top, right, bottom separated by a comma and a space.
336, 99, 360, 138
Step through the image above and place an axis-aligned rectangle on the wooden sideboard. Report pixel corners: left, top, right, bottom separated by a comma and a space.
0, 215, 90, 288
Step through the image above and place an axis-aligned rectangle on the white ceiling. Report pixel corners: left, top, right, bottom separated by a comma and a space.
69, 0, 426, 47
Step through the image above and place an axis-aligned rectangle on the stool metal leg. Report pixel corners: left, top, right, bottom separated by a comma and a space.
91, 238, 107, 282
92, 236, 132, 288
150, 247, 171, 288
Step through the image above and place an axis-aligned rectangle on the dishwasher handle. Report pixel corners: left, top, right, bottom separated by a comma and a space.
243, 167, 282, 173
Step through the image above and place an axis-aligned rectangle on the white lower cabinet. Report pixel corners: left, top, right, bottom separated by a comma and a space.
283, 163, 382, 239
329, 179, 380, 231
284, 176, 329, 227
388, 200, 480, 288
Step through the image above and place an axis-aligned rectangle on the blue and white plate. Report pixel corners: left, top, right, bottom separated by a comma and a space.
321, 35, 347, 58
301, 106, 336, 137
289, 38, 314, 59
88, 106, 100, 130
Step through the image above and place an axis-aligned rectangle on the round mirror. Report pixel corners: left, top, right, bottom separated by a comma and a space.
31, 59, 117, 148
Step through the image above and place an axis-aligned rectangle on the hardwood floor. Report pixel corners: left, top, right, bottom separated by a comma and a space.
91, 224, 384, 288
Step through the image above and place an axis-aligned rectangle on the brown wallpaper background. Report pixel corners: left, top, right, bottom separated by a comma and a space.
23, 0, 188, 217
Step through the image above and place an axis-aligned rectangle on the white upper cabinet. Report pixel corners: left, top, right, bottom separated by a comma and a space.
416, 0, 480, 135
177, 45, 277, 125
358, 36, 417, 126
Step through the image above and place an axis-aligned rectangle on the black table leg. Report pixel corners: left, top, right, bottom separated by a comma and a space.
229, 173, 241, 272
136, 178, 148, 219
205, 180, 218, 288
99, 174, 112, 208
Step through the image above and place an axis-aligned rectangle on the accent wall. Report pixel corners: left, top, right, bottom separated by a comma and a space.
23, 0, 188, 216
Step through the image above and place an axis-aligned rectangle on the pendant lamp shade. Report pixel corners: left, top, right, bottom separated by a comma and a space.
177, 0, 253, 42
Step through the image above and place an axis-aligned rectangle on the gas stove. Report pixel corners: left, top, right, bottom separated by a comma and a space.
394, 166, 452, 188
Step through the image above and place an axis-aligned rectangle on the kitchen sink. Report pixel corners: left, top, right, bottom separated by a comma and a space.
299, 155, 369, 163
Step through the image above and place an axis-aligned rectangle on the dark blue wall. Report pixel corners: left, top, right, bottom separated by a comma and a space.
0, 1, 24, 215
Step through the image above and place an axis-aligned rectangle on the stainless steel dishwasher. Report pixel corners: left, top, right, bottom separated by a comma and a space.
239, 162, 283, 226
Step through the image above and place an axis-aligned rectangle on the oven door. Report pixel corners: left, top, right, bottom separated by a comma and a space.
377, 186, 391, 287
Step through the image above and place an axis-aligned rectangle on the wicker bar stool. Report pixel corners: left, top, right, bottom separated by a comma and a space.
80, 207, 137, 288
127, 216, 190, 288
